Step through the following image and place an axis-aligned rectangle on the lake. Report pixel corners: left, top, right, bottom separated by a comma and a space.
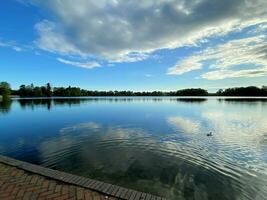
0, 97, 267, 200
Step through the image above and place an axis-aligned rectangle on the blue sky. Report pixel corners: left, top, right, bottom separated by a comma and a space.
0, 0, 267, 92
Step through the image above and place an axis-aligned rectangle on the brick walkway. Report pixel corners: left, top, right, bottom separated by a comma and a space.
0, 162, 118, 200
0, 156, 165, 200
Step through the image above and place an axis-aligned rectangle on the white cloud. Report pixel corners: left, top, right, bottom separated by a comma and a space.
167, 116, 201, 133
12, 46, 23, 52
167, 56, 203, 75
0, 40, 23, 52
168, 35, 267, 79
35, 20, 84, 56
57, 58, 100, 69
201, 68, 267, 80
30, 0, 267, 63
59, 122, 102, 134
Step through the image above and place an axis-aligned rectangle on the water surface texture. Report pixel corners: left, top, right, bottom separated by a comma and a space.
0, 97, 267, 200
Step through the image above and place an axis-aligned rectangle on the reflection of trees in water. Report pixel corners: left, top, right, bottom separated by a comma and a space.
173, 98, 207, 103
18, 98, 89, 110
15, 97, 267, 111
19, 99, 52, 110
16, 97, 209, 111
17, 98, 136, 110
53, 99, 86, 106
218, 98, 267, 102
0, 98, 12, 114
217, 98, 267, 106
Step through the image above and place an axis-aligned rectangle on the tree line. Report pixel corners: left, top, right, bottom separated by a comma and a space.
1, 82, 267, 97
216, 86, 267, 96
16, 83, 52, 97
13, 83, 209, 97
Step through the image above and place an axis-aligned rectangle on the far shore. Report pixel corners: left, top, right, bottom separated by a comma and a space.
7, 96, 267, 99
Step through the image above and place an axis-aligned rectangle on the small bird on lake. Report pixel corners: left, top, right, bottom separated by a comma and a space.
207, 132, 213, 136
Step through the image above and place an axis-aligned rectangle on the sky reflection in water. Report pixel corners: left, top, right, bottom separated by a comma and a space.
0, 97, 267, 200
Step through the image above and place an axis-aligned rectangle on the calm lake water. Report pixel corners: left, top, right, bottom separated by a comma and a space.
0, 97, 267, 200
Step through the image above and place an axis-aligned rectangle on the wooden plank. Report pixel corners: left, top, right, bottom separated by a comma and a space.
68, 175, 80, 183
111, 185, 120, 196
73, 176, 82, 184
145, 194, 152, 200
76, 177, 87, 185
86, 179, 96, 188
140, 193, 147, 200
119, 188, 129, 199
129, 190, 137, 200
61, 174, 73, 182
150, 196, 157, 200
102, 183, 112, 194
99, 182, 108, 191
90, 180, 100, 189
93, 181, 104, 190
76, 177, 85, 186
115, 187, 125, 197
124, 189, 134, 199
106, 184, 116, 195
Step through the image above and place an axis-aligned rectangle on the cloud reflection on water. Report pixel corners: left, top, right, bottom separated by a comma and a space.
167, 116, 201, 133
37, 117, 267, 200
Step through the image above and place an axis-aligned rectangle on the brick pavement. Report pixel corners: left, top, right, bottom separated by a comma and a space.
0, 162, 118, 200
0, 156, 165, 200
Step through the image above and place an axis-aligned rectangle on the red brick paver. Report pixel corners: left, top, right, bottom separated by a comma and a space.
0, 163, 119, 200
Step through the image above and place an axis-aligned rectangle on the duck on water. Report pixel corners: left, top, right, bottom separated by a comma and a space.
207, 132, 213, 136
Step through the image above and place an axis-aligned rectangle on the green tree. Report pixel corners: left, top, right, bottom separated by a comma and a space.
216, 89, 224, 96
0, 82, 11, 99
18, 85, 26, 97
33, 87, 43, 97
46, 83, 52, 97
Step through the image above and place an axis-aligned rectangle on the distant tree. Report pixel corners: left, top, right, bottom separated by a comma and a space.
0, 82, 11, 99
33, 87, 43, 97
173, 88, 208, 96
216, 89, 224, 96
46, 83, 52, 97
18, 83, 54, 97
41, 86, 46, 96
218, 86, 267, 96
18, 85, 26, 97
